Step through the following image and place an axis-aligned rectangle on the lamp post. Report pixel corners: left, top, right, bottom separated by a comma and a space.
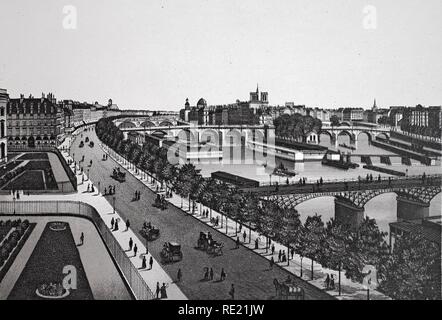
269, 174, 272, 186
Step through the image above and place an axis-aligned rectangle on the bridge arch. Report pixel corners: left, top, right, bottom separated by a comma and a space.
200, 129, 220, 145
140, 120, 156, 128
225, 129, 242, 145
118, 121, 136, 129
357, 131, 373, 143
337, 130, 355, 144
177, 129, 197, 143
159, 120, 174, 127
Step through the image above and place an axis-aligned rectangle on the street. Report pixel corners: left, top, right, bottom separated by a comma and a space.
70, 130, 334, 300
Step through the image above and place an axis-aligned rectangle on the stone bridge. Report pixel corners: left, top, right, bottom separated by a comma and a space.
114, 115, 180, 129
319, 124, 390, 148
249, 175, 441, 229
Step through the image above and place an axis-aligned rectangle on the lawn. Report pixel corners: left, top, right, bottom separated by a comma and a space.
3, 171, 46, 190
8, 222, 93, 300
2, 160, 58, 191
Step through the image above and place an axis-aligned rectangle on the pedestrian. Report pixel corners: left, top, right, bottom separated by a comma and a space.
114, 219, 119, 231
330, 275, 335, 290
87, 184, 90, 192
270, 256, 274, 270
177, 268, 182, 282
80, 232, 84, 245
129, 237, 133, 251
271, 243, 275, 256
229, 284, 235, 300
254, 238, 258, 249
126, 219, 130, 231
133, 244, 138, 257
149, 256, 154, 270
141, 256, 146, 269
278, 250, 282, 262
204, 267, 209, 280
324, 274, 330, 290
110, 217, 115, 229
104, 187, 107, 195
155, 282, 160, 299
209, 267, 214, 281
235, 237, 240, 249
160, 283, 168, 299
243, 230, 247, 243
91, 185, 95, 193
290, 247, 295, 260
220, 268, 226, 281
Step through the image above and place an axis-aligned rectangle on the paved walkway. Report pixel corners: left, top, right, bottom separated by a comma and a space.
100, 140, 390, 300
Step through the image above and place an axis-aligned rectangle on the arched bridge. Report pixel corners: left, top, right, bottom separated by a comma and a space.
319, 124, 390, 148
247, 174, 442, 229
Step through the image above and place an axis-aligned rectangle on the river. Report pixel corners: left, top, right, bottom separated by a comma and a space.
194, 132, 441, 235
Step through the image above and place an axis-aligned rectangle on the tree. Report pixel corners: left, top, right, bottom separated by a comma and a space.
321, 218, 353, 295
274, 113, 322, 142
379, 232, 441, 300
330, 115, 340, 127
343, 217, 389, 297
279, 208, 302, 266
303, 214, 325, 280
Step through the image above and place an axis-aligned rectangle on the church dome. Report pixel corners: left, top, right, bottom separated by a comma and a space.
197, 98, 207, 107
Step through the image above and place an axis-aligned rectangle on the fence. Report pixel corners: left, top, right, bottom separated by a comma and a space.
0, 200, 154, 300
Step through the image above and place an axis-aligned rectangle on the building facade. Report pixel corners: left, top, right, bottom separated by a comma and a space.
7, 93, 63, 148
0, 88, 8, 163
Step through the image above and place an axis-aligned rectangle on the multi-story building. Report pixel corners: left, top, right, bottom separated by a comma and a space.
7, 93, 63, 148
181, 93, 259, 126
0, 88, 8, 163
342, 107, 364, 122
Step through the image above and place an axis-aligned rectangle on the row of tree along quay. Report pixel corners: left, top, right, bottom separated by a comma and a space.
95, 117, 441, 300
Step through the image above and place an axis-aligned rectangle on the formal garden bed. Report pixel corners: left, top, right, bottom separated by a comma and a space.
2, 160, 58, 191
0, 219, 35, 283
8, 222, 93, 300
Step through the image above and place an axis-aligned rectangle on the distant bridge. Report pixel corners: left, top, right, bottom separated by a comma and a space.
319, 125, 391, 148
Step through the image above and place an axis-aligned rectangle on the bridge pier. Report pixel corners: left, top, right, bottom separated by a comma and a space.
334, 197, 365, 229
396, 196, 429, 221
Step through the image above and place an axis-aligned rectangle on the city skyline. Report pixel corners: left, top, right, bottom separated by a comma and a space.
0, 0, 441, 110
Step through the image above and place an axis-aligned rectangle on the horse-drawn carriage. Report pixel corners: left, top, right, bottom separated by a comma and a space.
140, 222, 160, 241
196, 232, 223, 256
152, 194, 168, 210
273, 278, 305, 300
111, 167, 126, 182
160, 242, 183, 263
79, 141, 84, 148
85, 137, 89, 143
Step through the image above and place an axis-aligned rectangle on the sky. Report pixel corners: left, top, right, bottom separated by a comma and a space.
0, 0, 441, 110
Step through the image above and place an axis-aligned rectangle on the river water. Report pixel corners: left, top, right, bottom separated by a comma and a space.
194, 133, 441, 235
